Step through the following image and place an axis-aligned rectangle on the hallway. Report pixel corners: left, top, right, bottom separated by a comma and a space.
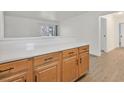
78, 48, 124, 82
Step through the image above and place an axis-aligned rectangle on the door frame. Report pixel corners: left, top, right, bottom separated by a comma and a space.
119, 23, 124, 47
101, 17, 107, 52
0, 11, 4, 40
99, 16, 107, 54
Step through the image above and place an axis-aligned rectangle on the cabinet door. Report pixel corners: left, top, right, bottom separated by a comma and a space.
62, 56, 78, 82
79, 52, 89, 77
34, 62, 60, 82
0, 72, 27, 82
0, 59, 33, 82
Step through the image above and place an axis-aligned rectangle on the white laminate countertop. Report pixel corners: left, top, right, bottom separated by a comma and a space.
0, 42, 89, 64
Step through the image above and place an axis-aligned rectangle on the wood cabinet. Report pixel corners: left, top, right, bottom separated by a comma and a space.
62, 48, 79, 82
0, 59, 33, 82
78, 45, 89, 77
34, 52, 61, 82
0, 45, 89, 82
62, 45, 89, 81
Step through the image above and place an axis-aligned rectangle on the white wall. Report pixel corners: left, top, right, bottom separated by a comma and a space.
60, 12, 107, 56
0, 12, 4, 40
0, 12, 115, 56
0, 12, 79, 53
4, 15, 58, 38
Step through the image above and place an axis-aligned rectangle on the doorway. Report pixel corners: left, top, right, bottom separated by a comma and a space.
119, 23, 124, 47
101, 17, 107, 53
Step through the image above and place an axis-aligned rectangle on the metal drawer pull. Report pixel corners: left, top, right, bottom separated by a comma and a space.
35, 75, 37, 82
76, 59, 78, 65
69, 52, 74, 54
80, 58, 82, 63
81, 49, 88, 51
0, 67, 14, 73
44, 57, 53, 61
43, 61, 53, 65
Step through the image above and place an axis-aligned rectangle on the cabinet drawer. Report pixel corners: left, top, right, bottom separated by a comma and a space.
79, 45, 89, 53
63, 48, 78, 59
0, 59, 31, 79
34, 52, 61, 67
0, 72, 27, 82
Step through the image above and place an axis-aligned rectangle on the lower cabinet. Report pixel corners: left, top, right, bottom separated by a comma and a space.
79, 52, 89, 77
34, 52, 61, 82
0, 45, 89, 82
0, 59, 33, 82
34, 62, 60, 82
62, 56, 79, 82
62, 48, 79, 82
62, 45, 89, 81
78, 45, 89, 77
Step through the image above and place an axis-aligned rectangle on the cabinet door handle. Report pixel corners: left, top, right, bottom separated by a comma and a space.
0, 67, 14, 73
44, 57, 53, 61
43, 60, 54, 65
76, 59, 78, 65
69, 52, 74, 54
80, 58, 82, 63
35, 75, 37, 82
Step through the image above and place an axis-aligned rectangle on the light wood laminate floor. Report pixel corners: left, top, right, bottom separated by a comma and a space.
78, 48, 124, 82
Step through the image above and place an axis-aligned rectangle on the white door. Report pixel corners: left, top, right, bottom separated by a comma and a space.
101, 18, 107, 52
120, 23, 124, 47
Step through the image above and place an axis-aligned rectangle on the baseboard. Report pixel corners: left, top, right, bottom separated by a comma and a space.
90, 54, 98, 57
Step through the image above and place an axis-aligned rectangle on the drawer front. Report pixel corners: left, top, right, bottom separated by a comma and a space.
0, 72, 27, 82
34, 52, 61, 67
63, 48, 78, 59
79, 45, 89, 53
0, 59, 31, 79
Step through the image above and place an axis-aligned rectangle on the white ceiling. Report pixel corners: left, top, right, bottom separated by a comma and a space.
4, 11, 115, 22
